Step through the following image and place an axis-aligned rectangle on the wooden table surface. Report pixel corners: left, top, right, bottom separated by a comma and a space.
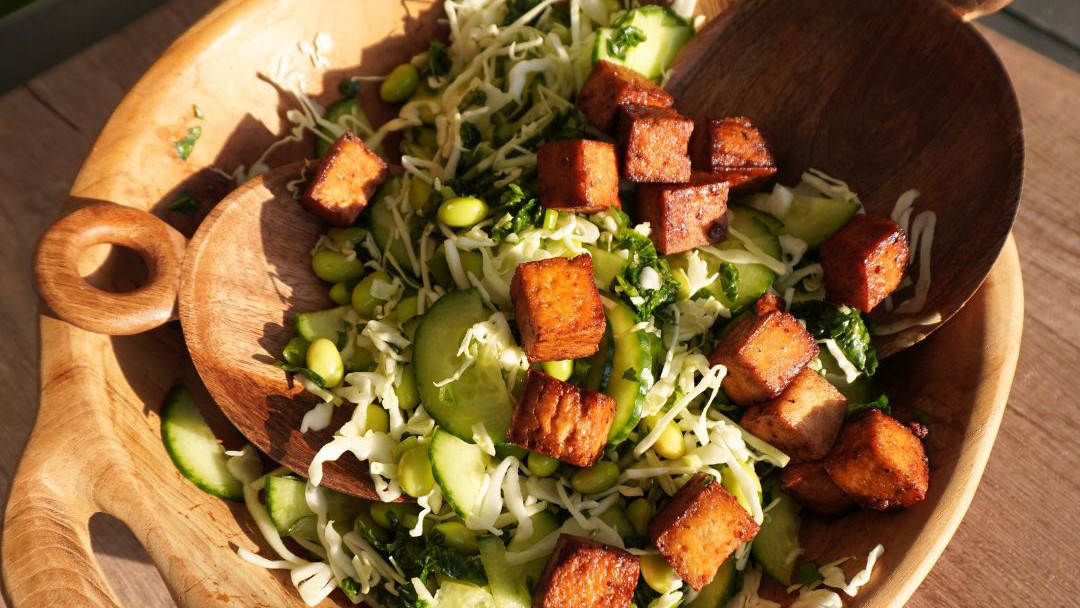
1, 2, 1078, 607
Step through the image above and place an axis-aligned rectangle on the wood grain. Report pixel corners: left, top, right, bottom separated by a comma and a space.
0, 4, 1076, 608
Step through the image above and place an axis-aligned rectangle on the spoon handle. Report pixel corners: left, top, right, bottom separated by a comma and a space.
34, 202, 187, 335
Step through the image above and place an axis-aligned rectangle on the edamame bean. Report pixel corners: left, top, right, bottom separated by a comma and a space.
570, 461, 619, 495
437, 196, 488, 228
598, 505, 634, 538
370, 502, 419, 529
392, 435, 421, 459
398, 445, 434, 498
394, 367, 420, 410
495, 444, 528, 460
626, 499, 652, 536
327, 226, 367, 248
380, 64, 420, 103
358, 403, 390, 433
459, 250, 485, 279
329, 282, 351, 305
640, 553, 682, 594
306, 338, 344, 387
527, 452, 559, 477
541, 360, 574, 382
352, 271, 393, 316
311, 250, 365, 283
645, 416, 686, 460
434, 522, 478, 555
391, 296, 419, 324
282, 336, 309, 365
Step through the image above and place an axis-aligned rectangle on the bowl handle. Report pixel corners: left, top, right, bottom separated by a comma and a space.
34, 203, 187, 335
942, 0, 1013, 20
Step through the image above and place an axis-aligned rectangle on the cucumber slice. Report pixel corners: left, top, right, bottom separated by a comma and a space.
605, 300, 652, 444
593, 6, 694, 81
752, 478, 802, 586
413, 289, 515, 443
478, 536, 531, 608
721, 460, 762, 513
576, 322, 614, 392
780, 196, 861, 248
266, 475, 369, 536
160, 386, 243, 501
295, 306, 352, 345
507, 510, 561, 581
429, 429, 490, 520
585, 245, 627, 291
434, 579, 496, 608
315, 97, 374, 158
686, 557, 737, 608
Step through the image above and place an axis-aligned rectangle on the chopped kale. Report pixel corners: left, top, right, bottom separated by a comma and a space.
174, 126, 202, 160
790, 300, 879, 376
460, 122, 482, 149
359, 517, 487, 588
846, 394, 891, 416
429, 41, 451, 76
490, 182, 544, 241
167, 190, 198, 216
338, 76, 362, 97
613, 230, 678, 321
718, 262, 740, 302
795, 561, 825, 587
607, 25, 647, 60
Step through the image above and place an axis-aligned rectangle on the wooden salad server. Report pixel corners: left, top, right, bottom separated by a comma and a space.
33, 0, 1021, 502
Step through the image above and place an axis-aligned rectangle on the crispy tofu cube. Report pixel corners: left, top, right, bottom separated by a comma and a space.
576, 60, 674, 132
508, 370, 617, 467
537, 140, 621, 213
300, 131, 388, 226
636, 172, 729, 255
824, 410, 929, 510
533, 534, 640, 608
820, 215, 910, 313
511, 255, 606, 362
740, 368, 848, 461
649, 473, 760, 590
617, 105, 693, 183
708, 308, 819, 405
779, 460, 855, 520
691, 117, 775, 171
709, 167, 778, 195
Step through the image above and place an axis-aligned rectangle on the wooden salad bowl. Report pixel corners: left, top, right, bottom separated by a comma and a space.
3, 0, 1023, 606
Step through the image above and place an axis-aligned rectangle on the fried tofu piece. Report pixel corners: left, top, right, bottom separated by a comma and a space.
300, 131, 388, 226
740, 368, 848, 461
691, 117, 775, 171
709, 167, 778, 195
824, 410, 929, 510
576, 60, 674, 132
649, 473, 760, 591
636, 172, 729, 255
533, 534, 640, 608
708, 305, 819, 405
537, 140, 621, 213
617, 105, 693, 183
511, 255, 606, 362
820, 215, 910, 313
780, 460, 855, 520
508, 370, 617, 467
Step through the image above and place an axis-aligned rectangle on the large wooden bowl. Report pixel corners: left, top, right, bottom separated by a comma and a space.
2, 0, 1023, 606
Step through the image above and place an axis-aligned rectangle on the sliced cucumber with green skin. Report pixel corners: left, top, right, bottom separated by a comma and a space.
686, 556, 737, 608
315, 97, 374, 158
593, 6, 695, 81
160, 386, 243, 501
721, 460, 762, 514
266, 474, 370, 536
605, 300, 652, 444
429, 428, 490, 520
478, 536, 531, 608
576, 321, 614, 392
779, 196, 861, 248
295, 306, 352, 345
585, 245, 627, 291
413, 289, 515, 443
753, 477, 802, 586
435, 579, 496, 608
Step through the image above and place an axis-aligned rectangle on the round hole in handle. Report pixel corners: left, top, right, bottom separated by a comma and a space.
34, 202, 188, 336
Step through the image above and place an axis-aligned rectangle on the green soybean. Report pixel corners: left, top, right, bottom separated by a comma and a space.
398, 445, 435, 498
395, 367, 420, 410
541, 360, 574, 382
598, 505, 634, 538
437, 196, 488, 228
311, 250, 365, 283
329, 282, 351, 305
641, 553, 681, 594
391, 295, 419, 324
527, 452, 559, 477
570, 461, 619, 495
359, 403, 390, 433
306, 338, 344, 387
327, 226, 367, 248
626, 499, 652, 536
351, 271, 393, 316
380, 64, 420, 103
392, 435, 422, 459
434, 522, 478, 555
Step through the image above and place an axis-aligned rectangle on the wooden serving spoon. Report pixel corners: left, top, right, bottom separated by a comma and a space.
34, 0, 1022, 497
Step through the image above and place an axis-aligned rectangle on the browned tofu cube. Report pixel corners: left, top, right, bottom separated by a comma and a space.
636, 172, 729, 255
691, 117, 775, 172
508, 370, 617, 467
649, 473, 760, 590
533, 534, 640, 608
537, 140, 620, 213
824, 410, 929, 510
740, 368, 848, 461
709, 166, 778, 195
300, 131, 388, 226
617, 105, 693, 183
820, 215, 910, 313
511, 255, 606, 362
708, 307, 819, 405
576, 60, 674, 132
779, 460, 855, 520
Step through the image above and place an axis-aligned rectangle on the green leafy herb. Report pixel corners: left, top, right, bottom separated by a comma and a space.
490, 182, 544, 241
613, 230, 678, 321
791, 301, 879, 376
460, 122, 481, 149
847, 395, 891, 416
526, 110, 588, 146
167, 191, 198, 216
192, 104, 204, 119
175, 126, 202, 160
796, 561, 825, 587
718, 262, 740, 302
359, 517, 487, 589
339, 578, 362, 602
503, 0, 544, 25
338, 76, 361, 97
607, 25, 647, 60
273, 361, 326, 388
429, 41, 451, 76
